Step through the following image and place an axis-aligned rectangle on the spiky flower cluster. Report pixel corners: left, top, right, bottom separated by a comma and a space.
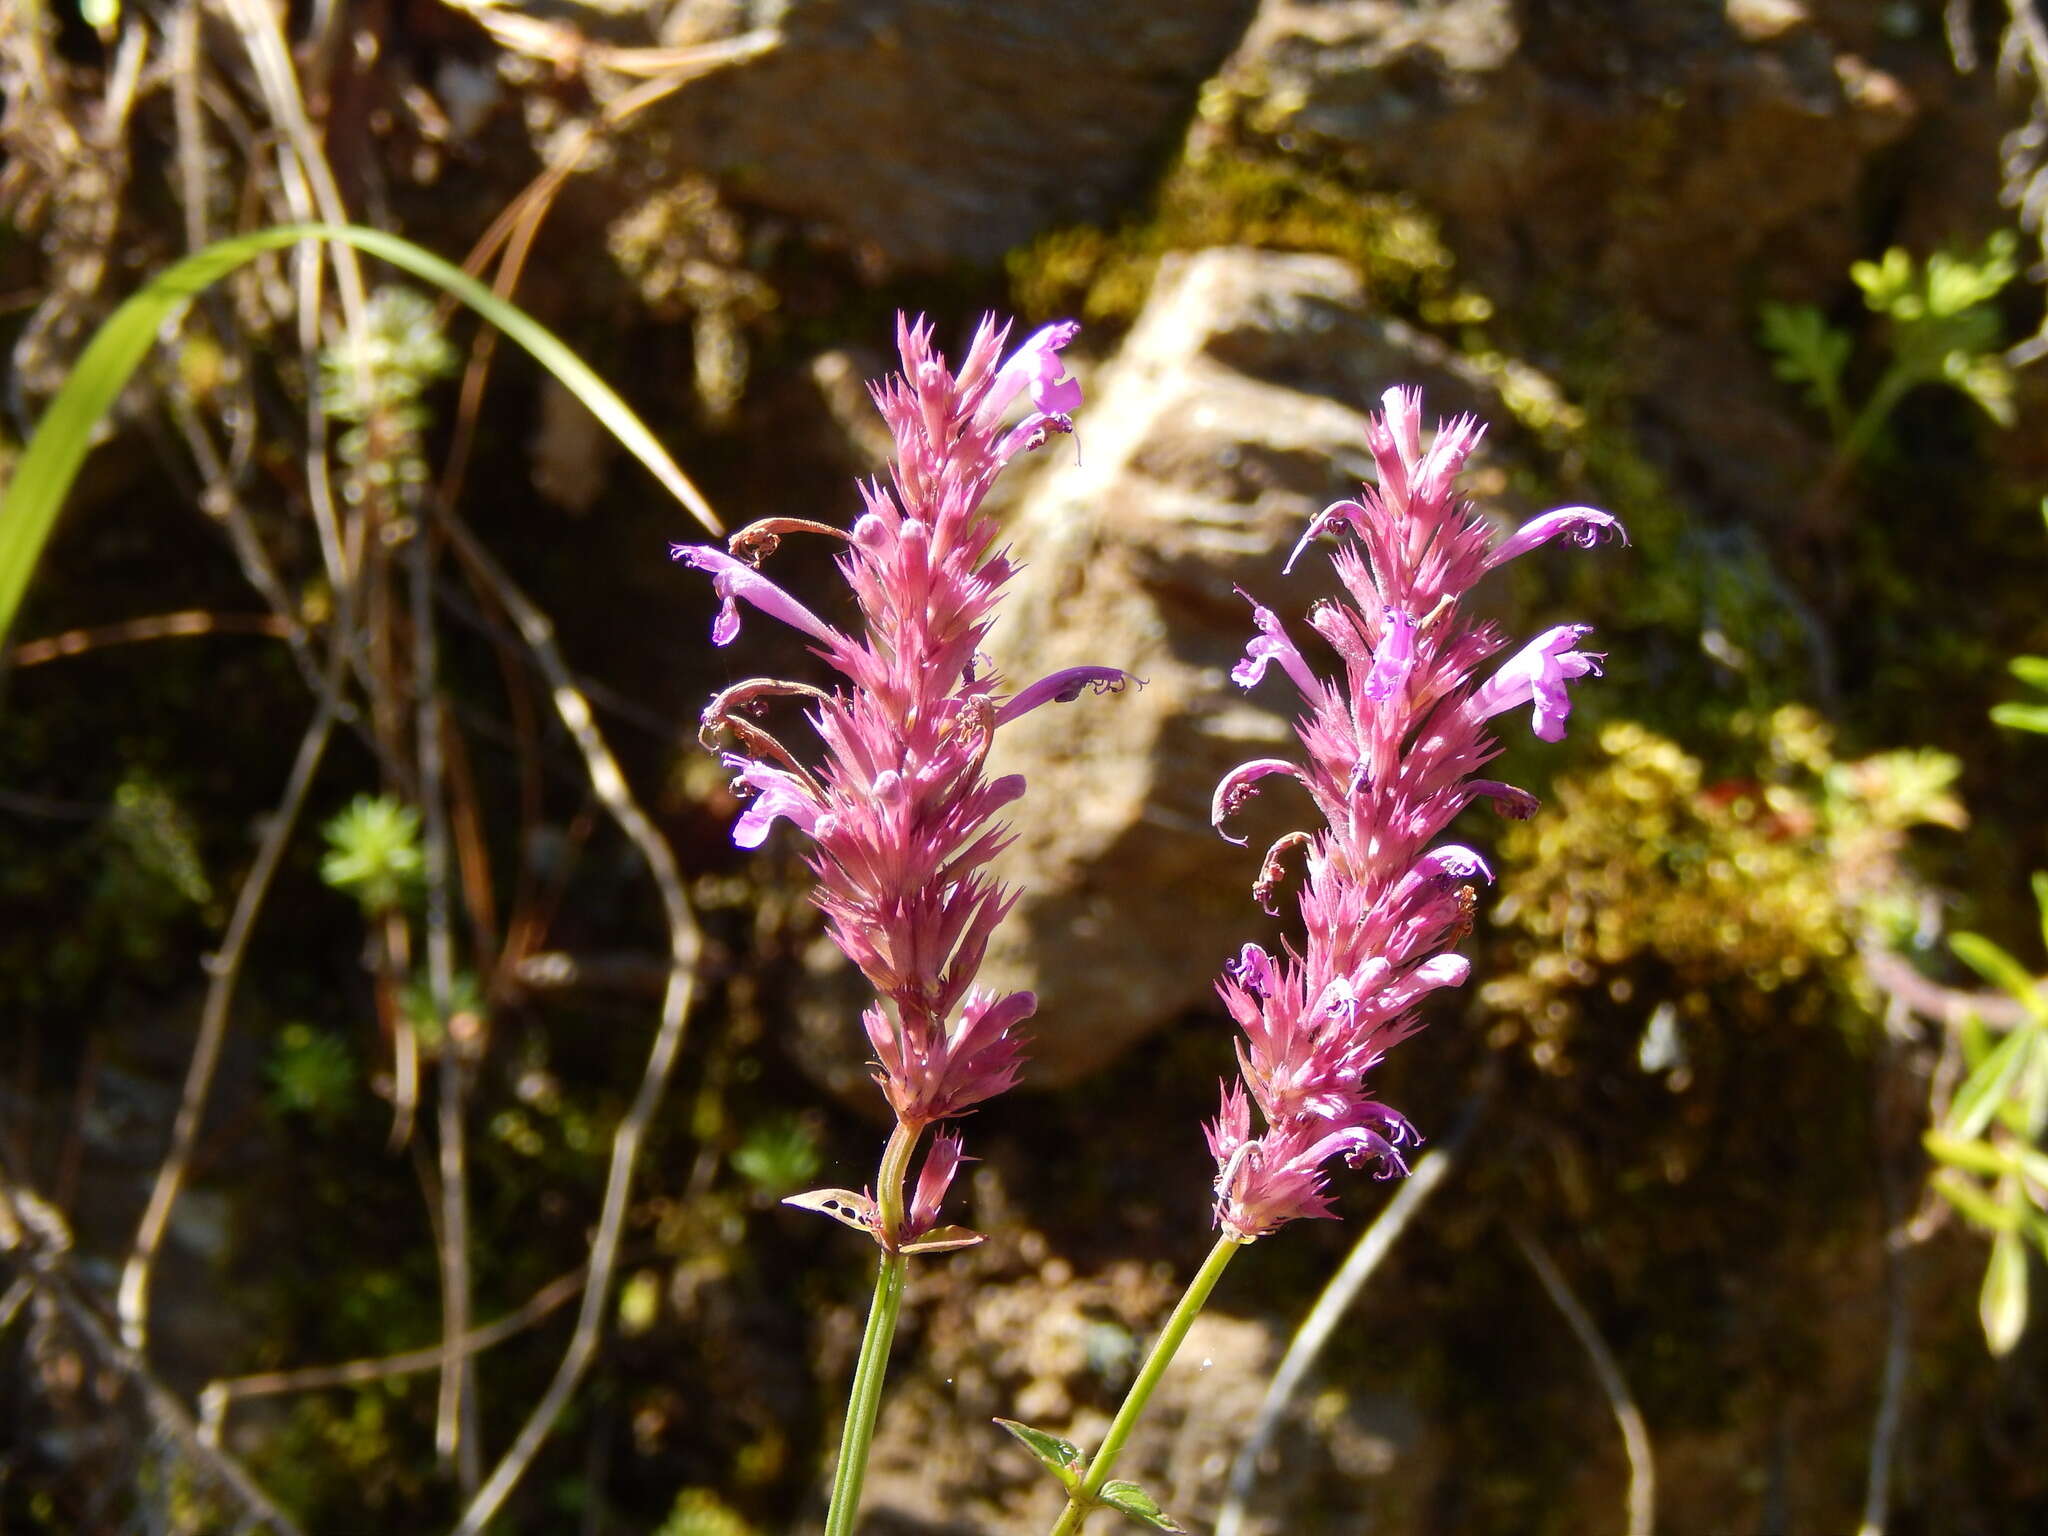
1206, 387, 1622, 1240
672, 316, 1125, 1250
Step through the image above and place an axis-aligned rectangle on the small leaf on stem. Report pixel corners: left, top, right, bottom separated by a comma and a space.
783, 1187, 878, 1236
1098, 1480, 1187, 1532
993, 1419, 1083, 1490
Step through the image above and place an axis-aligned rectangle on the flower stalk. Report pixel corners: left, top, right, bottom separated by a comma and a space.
825, 1247, 909, 1536
1045, 1233, 1245, 1536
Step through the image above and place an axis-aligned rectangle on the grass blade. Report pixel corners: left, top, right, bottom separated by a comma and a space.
0, 222, 718, 647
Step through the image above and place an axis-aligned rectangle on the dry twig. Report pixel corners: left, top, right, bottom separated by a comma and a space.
1511, 1225, 1657, 1536
3, 1173, 305, 1536
439, 512, 704, 1536
198, 1267, 585, 1446
115, 646, 349, 1351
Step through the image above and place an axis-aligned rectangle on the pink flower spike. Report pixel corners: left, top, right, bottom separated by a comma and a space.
1468, 624, 1605, 742
1485, 506, 1627, 571
997, 666, 1132, 724
672, 545, 842, 651
1204, 384, 1618, 1243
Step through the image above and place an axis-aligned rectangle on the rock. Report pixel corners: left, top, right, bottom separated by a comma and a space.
979, 247, 1529, 1084
1199, 0, 1922, 520
624, 0, 1261, 271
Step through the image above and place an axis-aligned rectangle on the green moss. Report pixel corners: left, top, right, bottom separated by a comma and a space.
1485, 708, 1961, 1075
1008, 146, 1489, 331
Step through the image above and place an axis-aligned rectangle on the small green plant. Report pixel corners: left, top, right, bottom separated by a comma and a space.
318, 285, 459, 505
320, 794, 423, 914
654, 1487, 759, 1536
1922, 880, 2048, 1356
729, 1113, 824, 1199
1759, 231, 2019, 465
267, 1023, 358, 1123
1992, 501, 2048, 736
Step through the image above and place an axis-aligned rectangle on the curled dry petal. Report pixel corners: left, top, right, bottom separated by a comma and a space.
1466, 779, 1543, 819
1283, 500, 1368, 575
1211, 758, 1307, 845
1254, 830, 1315, 916
727, 515, 852, 567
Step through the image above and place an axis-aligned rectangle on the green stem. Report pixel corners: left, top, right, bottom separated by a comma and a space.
1047, 1233, 1245, 1536
873, 1118, 920, 1238
823, 1246, 908, 1536
821, 1119, 922, 1536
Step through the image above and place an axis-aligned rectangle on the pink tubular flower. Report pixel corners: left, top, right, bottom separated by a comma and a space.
1209, 386, 1621, 1241
674, 315, 1129, 1248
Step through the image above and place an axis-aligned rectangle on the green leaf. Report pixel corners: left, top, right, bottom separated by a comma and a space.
1992, 703, 2048, 735
1932, 1171, 2022, 1232
1924, 1129, 2016, 1179
1851, 248, 1915, 312
1981, 1227, 2029, 1356
2026, 1207, 2048, 1266
2011, 656, 2048, 690
1945, 1025, 2036, 1141
1945, 351, 2016, 427
0, 222, 719, 649
1098, 1480, 1187, 1532
1756, 301, 1850, 425
993, 1419, 1083, 1491
2034, 872, 2048, 958
2012, 1141, 2048, 1193
1950, 932, 2044, 1016
1961, 1009, 1994, 1072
